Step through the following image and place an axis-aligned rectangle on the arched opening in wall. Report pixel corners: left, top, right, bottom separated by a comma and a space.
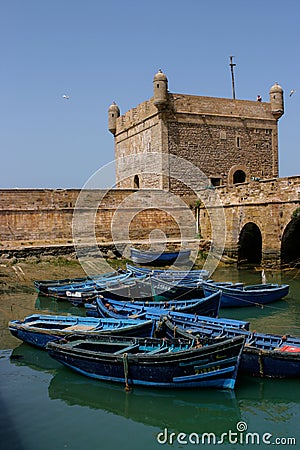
238, 222, 262, 266
133, 175, 140, 189
233, 170, 246, 184
281, 218, 300, 267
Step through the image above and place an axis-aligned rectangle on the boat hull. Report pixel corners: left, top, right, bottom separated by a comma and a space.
9, 315, 155, 349
46, 334, 245, 389
90, 291, 221, 320
162, 317, 300, 378
202, 282, 290, 307
240, 346, 300, 378
130, 248, 191, 265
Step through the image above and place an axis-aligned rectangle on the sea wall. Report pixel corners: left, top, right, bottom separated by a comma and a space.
0, 188, 195, 257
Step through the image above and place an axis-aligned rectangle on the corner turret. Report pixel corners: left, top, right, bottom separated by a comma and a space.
270, 82, 284, 120
153, 69, 168, 109
108, 101, 120, 135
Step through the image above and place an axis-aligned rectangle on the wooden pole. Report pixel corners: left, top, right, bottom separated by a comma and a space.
229, 56, 236, 99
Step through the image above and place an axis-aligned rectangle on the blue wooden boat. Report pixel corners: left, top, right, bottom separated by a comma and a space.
8, 314, 155, 349
85, 291, 221, 320
202, 280, 290, 307
126, 264, 209, 282
150, 276, 204, 300
160, 316, 300, 378
42, 274, 206, 306
46, 333, 245, 389
129, 291, 221, 317
130, 247, 191, 265
35, 271, 133, 296
86, 300, 250, 330
151, 310, 250, 330
41, 274, 151, 306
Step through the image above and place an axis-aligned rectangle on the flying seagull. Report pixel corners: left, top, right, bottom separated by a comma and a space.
289, 89, 296, 97
62, 94, 70, 99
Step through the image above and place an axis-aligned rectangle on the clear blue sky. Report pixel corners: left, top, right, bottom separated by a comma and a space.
2, 0, 299, 188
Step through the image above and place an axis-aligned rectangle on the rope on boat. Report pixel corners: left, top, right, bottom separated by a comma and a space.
122, 353, 131, 392
173, 325, 177, 338
258, 350, 264, 377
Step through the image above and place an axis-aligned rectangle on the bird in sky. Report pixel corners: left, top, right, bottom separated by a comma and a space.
62, 94, 70, 99
289, 89, 296, 97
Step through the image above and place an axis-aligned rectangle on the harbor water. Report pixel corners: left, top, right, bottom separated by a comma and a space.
1, 264, 300, 449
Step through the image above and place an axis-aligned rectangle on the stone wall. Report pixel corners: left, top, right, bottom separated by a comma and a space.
114, 99, 167, 189
1, 177, 299, 264
199, 176, 300, 264
0, 188, 195, 251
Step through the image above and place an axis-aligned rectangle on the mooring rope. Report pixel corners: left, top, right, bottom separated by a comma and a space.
122, 352, 131, 392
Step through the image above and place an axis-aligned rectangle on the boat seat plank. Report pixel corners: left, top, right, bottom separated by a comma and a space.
64, 325, 97, 332
114, 344, 140, 354
148, 347, 169, 354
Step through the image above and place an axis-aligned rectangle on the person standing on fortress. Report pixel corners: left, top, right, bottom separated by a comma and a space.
256, 95, 262, 102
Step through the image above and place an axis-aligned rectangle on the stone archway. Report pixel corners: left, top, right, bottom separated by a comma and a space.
238, 222, 262, 265
228, 164, 248, 185
281, 217, 300, 266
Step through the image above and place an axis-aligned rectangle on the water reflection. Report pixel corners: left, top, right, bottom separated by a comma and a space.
35, 295, 86, 316
48, 368, 241, 434
236, 375, 300, 442
10, 342, 61, 372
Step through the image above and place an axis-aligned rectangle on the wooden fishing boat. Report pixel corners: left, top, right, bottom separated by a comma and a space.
202, 280, 290, 307
45, 288, 100, 305
8, 314, 155, 349
130, 247, 191, 265
34, 271, 133, 296
85, 298, 147, 319
34, 276, 96, 293
150, 276, 204, 300
160, 316, 300, 378
152, 310, 250, 331
95, 275, 205, 305
86, 300, 250, 329
40, 274, 152, 306
129, 291, 220, 317
86, 291, 221, 319
126, 264, 209, 282
42, 274, 206, 306
46, 333, 245, 389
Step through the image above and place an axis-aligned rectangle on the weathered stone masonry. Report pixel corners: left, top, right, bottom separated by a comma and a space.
1, 176, 299, 265
0, 189, 193, 253
109, 71, 283, 191
199, 176, 300, 265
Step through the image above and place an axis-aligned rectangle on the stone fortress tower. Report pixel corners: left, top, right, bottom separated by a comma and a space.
108, 70, 284, 192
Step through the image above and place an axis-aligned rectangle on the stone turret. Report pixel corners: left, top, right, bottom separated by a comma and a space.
108, 101, 120, 135
153, 69, 168, 109
270, 82, 284, 120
